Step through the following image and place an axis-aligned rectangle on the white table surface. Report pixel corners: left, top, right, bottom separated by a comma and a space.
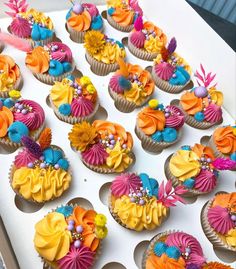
0, 3, 235, 269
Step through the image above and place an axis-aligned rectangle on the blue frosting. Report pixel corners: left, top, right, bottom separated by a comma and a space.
139, 173, 158, 196
177, 66, 190, 81
108, 7, 115, 16
62, 62, 72, 73
31, 24, 53, 41
194, 112, 205, 122
43, 148, 63, 165
230, 152, 236, 161
166, 246, 181, 260
48, 60, 64, 77
67, 75, 75, 81
8, 121, 29, 143
66, 8, 72, 20
183, 178, 195, 189
116, 41, 124, 48
3, 98, 14, 108
57, 158, 69, 170
118, 76, 131, 90
59, 103, 71, 116
169, 66, 189, 86
154, 242, 168, 257
157, 103, 164, 110
181, 145, 191, 151
56, 205, 73, 217
91, 15, 103, 30
151, 131, 163, 142
162, 128, 177, 142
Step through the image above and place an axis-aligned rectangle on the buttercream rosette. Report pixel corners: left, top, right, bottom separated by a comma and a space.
34, 204, 108, 269
25, 41, 75, 84
179, 65, 223, 129
109, 172, 187, 231
135, 99, 185, 153
84, 30, 126, 76
0, 91, 45, 150
10, 128, 72, 203
106, 0, 143, 32
108, 58, 155, 112
68, 120, 135, 173
128, 17, 167, 61
66, 2, 103, 43
50, 75, 99, 124
151, 37, 192, 93
201, 192, 236, 256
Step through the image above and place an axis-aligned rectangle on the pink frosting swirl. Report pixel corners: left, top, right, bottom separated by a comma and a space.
165, 105, 185, 129
81, 143, 108, 165
10, 17, 31, 38
14, 148, 38, 168
13, 100, 45, 131
109, 75, 124, 94
111, 173, 142, 197
194, 169, 217, 192
166, 232, 205, 266
204, 103, 222, 123
208, 206, 234, 234
71, 97, 94, 117
154, 62, 175, 81
130, 31, 146, 48
82, 3, 98, 17
49, 42, 73, 63
57, 245, 95, 269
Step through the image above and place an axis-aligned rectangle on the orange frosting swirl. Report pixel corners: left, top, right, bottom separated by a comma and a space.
146, 254, 186, 269
212, 193, 236, 213
143, 21, 167, 44
25, 46, 50, 74
0, 107, 14, 137
137, 107, 165, 135
213, 126, 236, 154
0, 55, 20, 82
112, 7, 134, 27
192, 143, 215, 160
67, 10, 91, 31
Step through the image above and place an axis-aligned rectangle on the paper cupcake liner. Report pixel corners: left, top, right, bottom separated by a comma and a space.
201, 196, 236, 253
135, 124, 182, 153
50, 96, 100, 124
151, 67, 190, 94
0, 42, 4, 53
106, 13, 134, 32
128, 37, 158, 61
0, 72, 22, 98
85, 52, 119, 76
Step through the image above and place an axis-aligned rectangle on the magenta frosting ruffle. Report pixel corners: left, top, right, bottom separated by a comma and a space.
71, 97, 94, 117
130, 31, 146, 48
194, 169, 217, 192
49, 42, 73, 63
10, 17, 31, 38
14, 148, 38, 168
82, 3, 98, 17
165, 105, 185, 129
81, 143, 108, 165
204, 103, 222, 123
109, 75, 124, 94
154, 62, 175, 81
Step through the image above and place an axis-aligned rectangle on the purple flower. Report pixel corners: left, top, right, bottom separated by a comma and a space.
21, 136, 42, 158
167, 37, 177, 54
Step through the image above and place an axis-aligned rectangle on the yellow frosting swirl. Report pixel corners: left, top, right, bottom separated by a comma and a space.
113, 195, 168, 231
0, 72, 14, 92
12, 166, 71, 202
123, 82, 147, 105
208, 87, 223, 106
34, 212, 71, 262
169, 150, 201, 181
226, 228, 236, 247
144, 35, 165, 53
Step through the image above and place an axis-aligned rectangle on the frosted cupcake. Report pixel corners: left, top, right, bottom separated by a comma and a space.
5, 0, 55, 47
180, 65, 223, 129
66, 2, 103, 43
152, 37, 191, 93
109, 172, 186, 231
0, 55, 21, 98
108, 58, 155, 112
25, 41, 75, 84
68, 120, 134, 173
10, 128, 71, 203
84, 30, 126, 75
128, 17, 167, 61
50, 75, 99, 124
135, 99, 185, 153
106, 0, 143, 32
34, 204, 108, 268
201, 192, 236, 255
0, 91, 45, 150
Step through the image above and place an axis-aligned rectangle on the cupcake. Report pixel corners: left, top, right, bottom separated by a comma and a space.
49, 75, 99, 124
10, 128, 71, 203
201, 192, 236, 255
180, 65, 223, 129
135, 99, 185, 153
68, 120, 134, 173
109, 173, 186, 231
0, 91, 45, 150
0, 55, 21, 98
142, 230, 206, 269
151, 37, 192, 93
5, 0, 55, 47
128, 17, 167, 61
84, 30, 126, 76
108, 58, 155, 112
66, 2, 103, 43
34, 204, 108, 268
106, 0, 143, 32
25, 41, 75, 84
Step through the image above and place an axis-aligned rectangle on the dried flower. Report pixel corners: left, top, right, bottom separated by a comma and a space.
38, 128, 52, 150
84, 30, 105, 56
21, 136, 42, 158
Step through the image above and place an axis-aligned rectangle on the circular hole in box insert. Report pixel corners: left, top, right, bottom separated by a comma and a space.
99, 182, 112, 206
15, 195, 43, 213
102, 262, 126, 269
93, 105, 108, 121
213, 246, 236, 263
67, 197, 93, 209
200, 135, 210, 145
46, 95, 52, 108
134, 240, 149, 269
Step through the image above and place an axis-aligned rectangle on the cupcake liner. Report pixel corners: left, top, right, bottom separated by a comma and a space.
0, 72, 22, 98
0, 42, 4, 53
128, 37, 158, 61
106, 13, 134, 32
85, 52, 119, 76
50, 96, 100, 124
151, 67, 191, 94
108, 86, 151, 113
201, 196, 236, 253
